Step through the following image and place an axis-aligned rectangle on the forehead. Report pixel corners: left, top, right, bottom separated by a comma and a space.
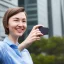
10, 12, 26, 19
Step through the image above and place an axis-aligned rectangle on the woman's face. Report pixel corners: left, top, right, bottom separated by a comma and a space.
8, 12, 27, 37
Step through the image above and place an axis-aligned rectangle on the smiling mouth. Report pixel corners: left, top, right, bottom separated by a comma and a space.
16, 28, 24, 33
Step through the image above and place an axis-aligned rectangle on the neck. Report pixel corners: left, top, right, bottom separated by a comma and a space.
8, 34, 19, 45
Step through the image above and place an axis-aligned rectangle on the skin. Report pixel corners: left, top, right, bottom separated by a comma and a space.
18, 25, 43, 51
7, 11, 43, 51
7, 12, 27, 44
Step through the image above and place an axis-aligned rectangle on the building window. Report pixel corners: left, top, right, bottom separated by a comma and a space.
27, 14, 37, 19
18, 0, 24, 7
27, 20, 37, 25
27, 10, 37, 15
27, 0, 37, 4
27, 4, 37, 8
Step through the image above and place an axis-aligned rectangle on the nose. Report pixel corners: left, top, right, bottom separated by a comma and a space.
18, 21, 24, 26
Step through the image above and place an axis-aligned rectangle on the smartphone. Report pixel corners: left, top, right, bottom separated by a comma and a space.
38, 26, 49, 35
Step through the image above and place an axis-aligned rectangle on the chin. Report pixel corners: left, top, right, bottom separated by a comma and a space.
16, 33, 24, 37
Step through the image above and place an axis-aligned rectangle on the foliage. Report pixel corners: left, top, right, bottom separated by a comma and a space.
27, 37, 64, 64
31, 53, 55, 64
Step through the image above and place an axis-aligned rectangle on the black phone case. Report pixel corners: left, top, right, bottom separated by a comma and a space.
39, 26, 49, 35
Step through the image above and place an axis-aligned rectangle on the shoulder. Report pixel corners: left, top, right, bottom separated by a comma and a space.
22, 48, 29, 52
21, 48, 31, 54
20, 48, 33, 64
0, 41, 6, 51
20, 48, 30, 55
0, 41, 5, 47
20, 48, 31, 59
0, 41, 5, 60
0, 41, 4, 47
0, 41, 9, 58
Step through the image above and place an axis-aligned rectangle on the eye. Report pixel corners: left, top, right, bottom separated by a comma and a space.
13, 18, 19, 22
14, 19, 19, 22
22, 20, 26, 22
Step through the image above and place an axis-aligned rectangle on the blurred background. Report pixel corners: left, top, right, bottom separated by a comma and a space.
0, 0, 64, 64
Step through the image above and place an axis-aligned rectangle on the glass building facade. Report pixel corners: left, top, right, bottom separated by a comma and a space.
0, 0, 18, 40
18, 0, 64, 38
0, 4, 8, 38
0, 0, 64, 40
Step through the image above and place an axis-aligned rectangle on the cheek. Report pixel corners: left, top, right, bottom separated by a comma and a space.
25, 23, 27, 29
8, 18, 17, 27
8, 23, 17, 32
8, 25, 14, 33
8, 21, 17, 28
8, 24, 15, 29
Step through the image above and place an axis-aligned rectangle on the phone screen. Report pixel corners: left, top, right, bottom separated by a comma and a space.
38, 26, 49, 35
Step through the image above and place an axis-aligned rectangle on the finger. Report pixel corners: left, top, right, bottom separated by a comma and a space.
36, 29, 43, 36
37, 33, 43, 36
33, 24, 44, 30
32, 37, 40, 41
35, 37, 41, 41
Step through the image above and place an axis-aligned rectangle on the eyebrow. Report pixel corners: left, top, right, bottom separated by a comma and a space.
13, 17, 19, 19
13, 17, 26, 20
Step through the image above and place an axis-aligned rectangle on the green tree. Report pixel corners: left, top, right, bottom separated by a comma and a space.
27, 37, 64, 64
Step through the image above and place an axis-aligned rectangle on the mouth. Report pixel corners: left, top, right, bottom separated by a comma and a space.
16, 28, 25, 33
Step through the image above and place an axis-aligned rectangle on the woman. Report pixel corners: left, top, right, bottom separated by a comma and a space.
0, 7, 43, 64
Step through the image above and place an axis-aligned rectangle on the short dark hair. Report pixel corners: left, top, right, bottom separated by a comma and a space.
3, 7, 25, 35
